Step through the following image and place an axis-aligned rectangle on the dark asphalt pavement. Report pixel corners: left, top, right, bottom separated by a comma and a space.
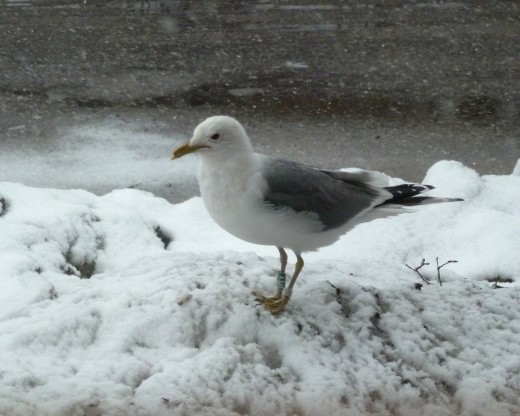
0, 0, 518, 198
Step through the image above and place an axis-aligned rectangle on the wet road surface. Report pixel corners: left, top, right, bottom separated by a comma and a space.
1, 0, 518, 199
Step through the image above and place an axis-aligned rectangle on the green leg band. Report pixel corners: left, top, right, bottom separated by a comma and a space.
277, 272, 287, 293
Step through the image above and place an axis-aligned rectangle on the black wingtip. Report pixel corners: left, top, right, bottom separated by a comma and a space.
381, 183, 463, 207
384, 183, 434, 201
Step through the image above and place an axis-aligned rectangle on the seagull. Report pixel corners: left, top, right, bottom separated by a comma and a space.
172, 116, 462, 314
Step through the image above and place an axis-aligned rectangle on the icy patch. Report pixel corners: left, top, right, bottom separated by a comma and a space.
414, 2, 468, 9
285, 61, 310, 69
228, 88, 265, 97
279, 5, 338, 11
4, 0, 33, 7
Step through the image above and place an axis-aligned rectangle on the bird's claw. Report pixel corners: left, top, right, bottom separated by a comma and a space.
253, 290, 281, 303
253, 291, 289, 314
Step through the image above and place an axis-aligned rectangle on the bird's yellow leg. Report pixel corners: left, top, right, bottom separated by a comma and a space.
253, 271, 286, 303
262, 254, 304, 315
253, 247, 288, 303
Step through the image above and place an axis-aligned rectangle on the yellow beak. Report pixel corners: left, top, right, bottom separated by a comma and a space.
171, 143, 210, 160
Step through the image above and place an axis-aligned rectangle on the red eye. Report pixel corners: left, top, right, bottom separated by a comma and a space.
211, 133, 220, 140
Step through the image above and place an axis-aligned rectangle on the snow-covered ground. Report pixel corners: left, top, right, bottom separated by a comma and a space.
1, 154, 520, 415
0, 116, 198, 202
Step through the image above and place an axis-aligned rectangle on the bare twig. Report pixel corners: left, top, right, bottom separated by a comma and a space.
405, 258, 431, 284
436, 257, 458, 286
326, 280, 341, 296
326, 280, 349, 317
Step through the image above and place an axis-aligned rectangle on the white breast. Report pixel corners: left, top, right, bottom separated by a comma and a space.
196, 153, 336, 252
198, 154, 270, 245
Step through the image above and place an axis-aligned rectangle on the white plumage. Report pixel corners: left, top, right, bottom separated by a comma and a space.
172, 115, 462, 314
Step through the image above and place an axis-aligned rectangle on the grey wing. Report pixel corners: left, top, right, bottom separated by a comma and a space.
262, 158, 389, 231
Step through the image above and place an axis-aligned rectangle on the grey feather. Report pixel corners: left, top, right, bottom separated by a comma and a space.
262, 158, 386, 231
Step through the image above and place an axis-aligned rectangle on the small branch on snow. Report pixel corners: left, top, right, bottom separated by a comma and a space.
326, 280, 341, 296
405, 258, 431, 284
326, 280, 349, 317
436, 257, 458, 286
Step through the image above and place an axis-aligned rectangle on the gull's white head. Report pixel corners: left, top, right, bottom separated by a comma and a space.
172, 116, 253, 161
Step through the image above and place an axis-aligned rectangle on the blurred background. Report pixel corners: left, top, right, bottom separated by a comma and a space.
0, 0, 518, 202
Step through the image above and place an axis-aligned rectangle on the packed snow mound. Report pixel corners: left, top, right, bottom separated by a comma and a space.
0, 160, 519, 416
